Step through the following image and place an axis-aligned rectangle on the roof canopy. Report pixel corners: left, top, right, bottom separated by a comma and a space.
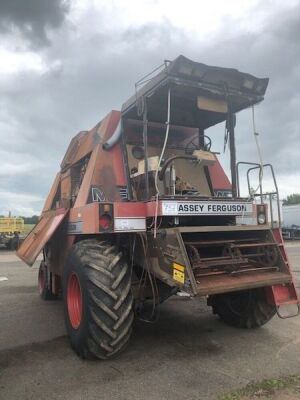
122, 55, 269, 129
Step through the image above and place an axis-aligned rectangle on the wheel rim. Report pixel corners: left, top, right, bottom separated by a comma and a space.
38, 267, 45, 294
67, 272, 82, 329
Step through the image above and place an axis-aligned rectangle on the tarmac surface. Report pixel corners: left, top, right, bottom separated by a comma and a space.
0, 244, 300, 400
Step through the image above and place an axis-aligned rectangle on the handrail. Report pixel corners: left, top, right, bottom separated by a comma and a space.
236, 161, 261, 197
236, 162, 281, 228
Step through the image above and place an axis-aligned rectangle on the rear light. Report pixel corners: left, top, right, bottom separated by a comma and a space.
99, 214, 112, 230
257, 204, 267, 225
99, 203, 113, 231
257, 213, 266, 224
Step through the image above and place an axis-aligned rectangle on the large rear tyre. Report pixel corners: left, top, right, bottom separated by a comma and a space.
63, 239, 134, 360
38, 261, 58, 300
210, 288, 276, 328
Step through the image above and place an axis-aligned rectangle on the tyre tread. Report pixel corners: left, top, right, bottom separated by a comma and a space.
64, 239, 133, 360
211, 288, 276, 329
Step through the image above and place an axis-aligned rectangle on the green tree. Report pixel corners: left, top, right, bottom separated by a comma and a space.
282, 194, 300, 205
19, 215, 39, 224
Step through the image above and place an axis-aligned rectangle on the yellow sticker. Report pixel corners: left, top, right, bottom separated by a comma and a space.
173, 262, 185, 272
173, 263, 185, 284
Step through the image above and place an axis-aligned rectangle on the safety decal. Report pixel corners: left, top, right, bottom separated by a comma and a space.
173, 262, 185, 284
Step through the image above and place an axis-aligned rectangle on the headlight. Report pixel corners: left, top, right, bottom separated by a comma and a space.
257, 213, 266, 225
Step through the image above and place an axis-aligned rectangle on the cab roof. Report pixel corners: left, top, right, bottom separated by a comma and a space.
122, 55, 269, 129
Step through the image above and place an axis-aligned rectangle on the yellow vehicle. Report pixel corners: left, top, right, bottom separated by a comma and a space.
0, 217, 24, 250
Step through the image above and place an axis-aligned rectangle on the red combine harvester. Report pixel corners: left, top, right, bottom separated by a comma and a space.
18, 56, 299, 359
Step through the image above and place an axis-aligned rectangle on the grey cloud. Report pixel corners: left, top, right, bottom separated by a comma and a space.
0, 0, 70, 47
0, 2, 300, 215
193, 3, 300, 177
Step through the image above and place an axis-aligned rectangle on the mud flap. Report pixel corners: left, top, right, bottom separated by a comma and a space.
266, 284, 300, 318
17, 208, 69, 266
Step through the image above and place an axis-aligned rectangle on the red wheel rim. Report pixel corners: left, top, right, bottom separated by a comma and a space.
67, 272, 82, 329
38, 267, 45, 294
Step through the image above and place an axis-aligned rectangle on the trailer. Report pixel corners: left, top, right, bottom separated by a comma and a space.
17, 55, 299, 360
0, 217, 24, 250
282, 204, 300, 239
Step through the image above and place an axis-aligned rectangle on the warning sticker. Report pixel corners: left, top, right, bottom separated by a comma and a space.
173, 263, 185, 284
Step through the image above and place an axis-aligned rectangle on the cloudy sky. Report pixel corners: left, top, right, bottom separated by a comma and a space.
0, 0, 299, 216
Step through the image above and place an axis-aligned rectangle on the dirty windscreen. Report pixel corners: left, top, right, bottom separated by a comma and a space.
124, 120, 213, 199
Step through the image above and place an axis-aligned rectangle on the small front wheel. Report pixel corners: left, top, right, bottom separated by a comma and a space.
38, 261, 58, 300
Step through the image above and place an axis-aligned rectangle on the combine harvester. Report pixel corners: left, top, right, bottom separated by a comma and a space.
18, 56, 299, 359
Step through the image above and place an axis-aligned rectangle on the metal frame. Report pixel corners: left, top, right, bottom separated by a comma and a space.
142, 100, 149, 200
236, 162, 281, 227
120, 118, 134, 201
228, 109, 237, 198
123, 56, 268, 119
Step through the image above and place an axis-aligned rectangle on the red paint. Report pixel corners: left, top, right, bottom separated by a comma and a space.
208, 157, 231, 191
114, 202, 146, 217
114, 201, 164, 218
17, 208, 69, 266
67, 273, 82, 329
272, 228, 290, 265
265, 228, 300, 306
103, 111, 127, 185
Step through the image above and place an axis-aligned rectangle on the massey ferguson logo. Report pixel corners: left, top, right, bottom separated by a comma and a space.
162, 201, 252, 216
177, 203, 248, 213
90, 187, 106, 202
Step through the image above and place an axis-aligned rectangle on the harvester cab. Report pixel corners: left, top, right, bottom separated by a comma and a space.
17, 55, 299, 360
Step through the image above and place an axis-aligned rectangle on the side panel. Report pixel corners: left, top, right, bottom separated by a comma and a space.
17, 209, 68, 266
68, 203, 100, 234
74, 111, 126, 207
73, 145, 100, 207
208, 157, 232, 195
42, 172, 61, 213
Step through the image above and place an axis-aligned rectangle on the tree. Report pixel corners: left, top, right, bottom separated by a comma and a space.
19, 215, 39, 224
282, 194, 300, 205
